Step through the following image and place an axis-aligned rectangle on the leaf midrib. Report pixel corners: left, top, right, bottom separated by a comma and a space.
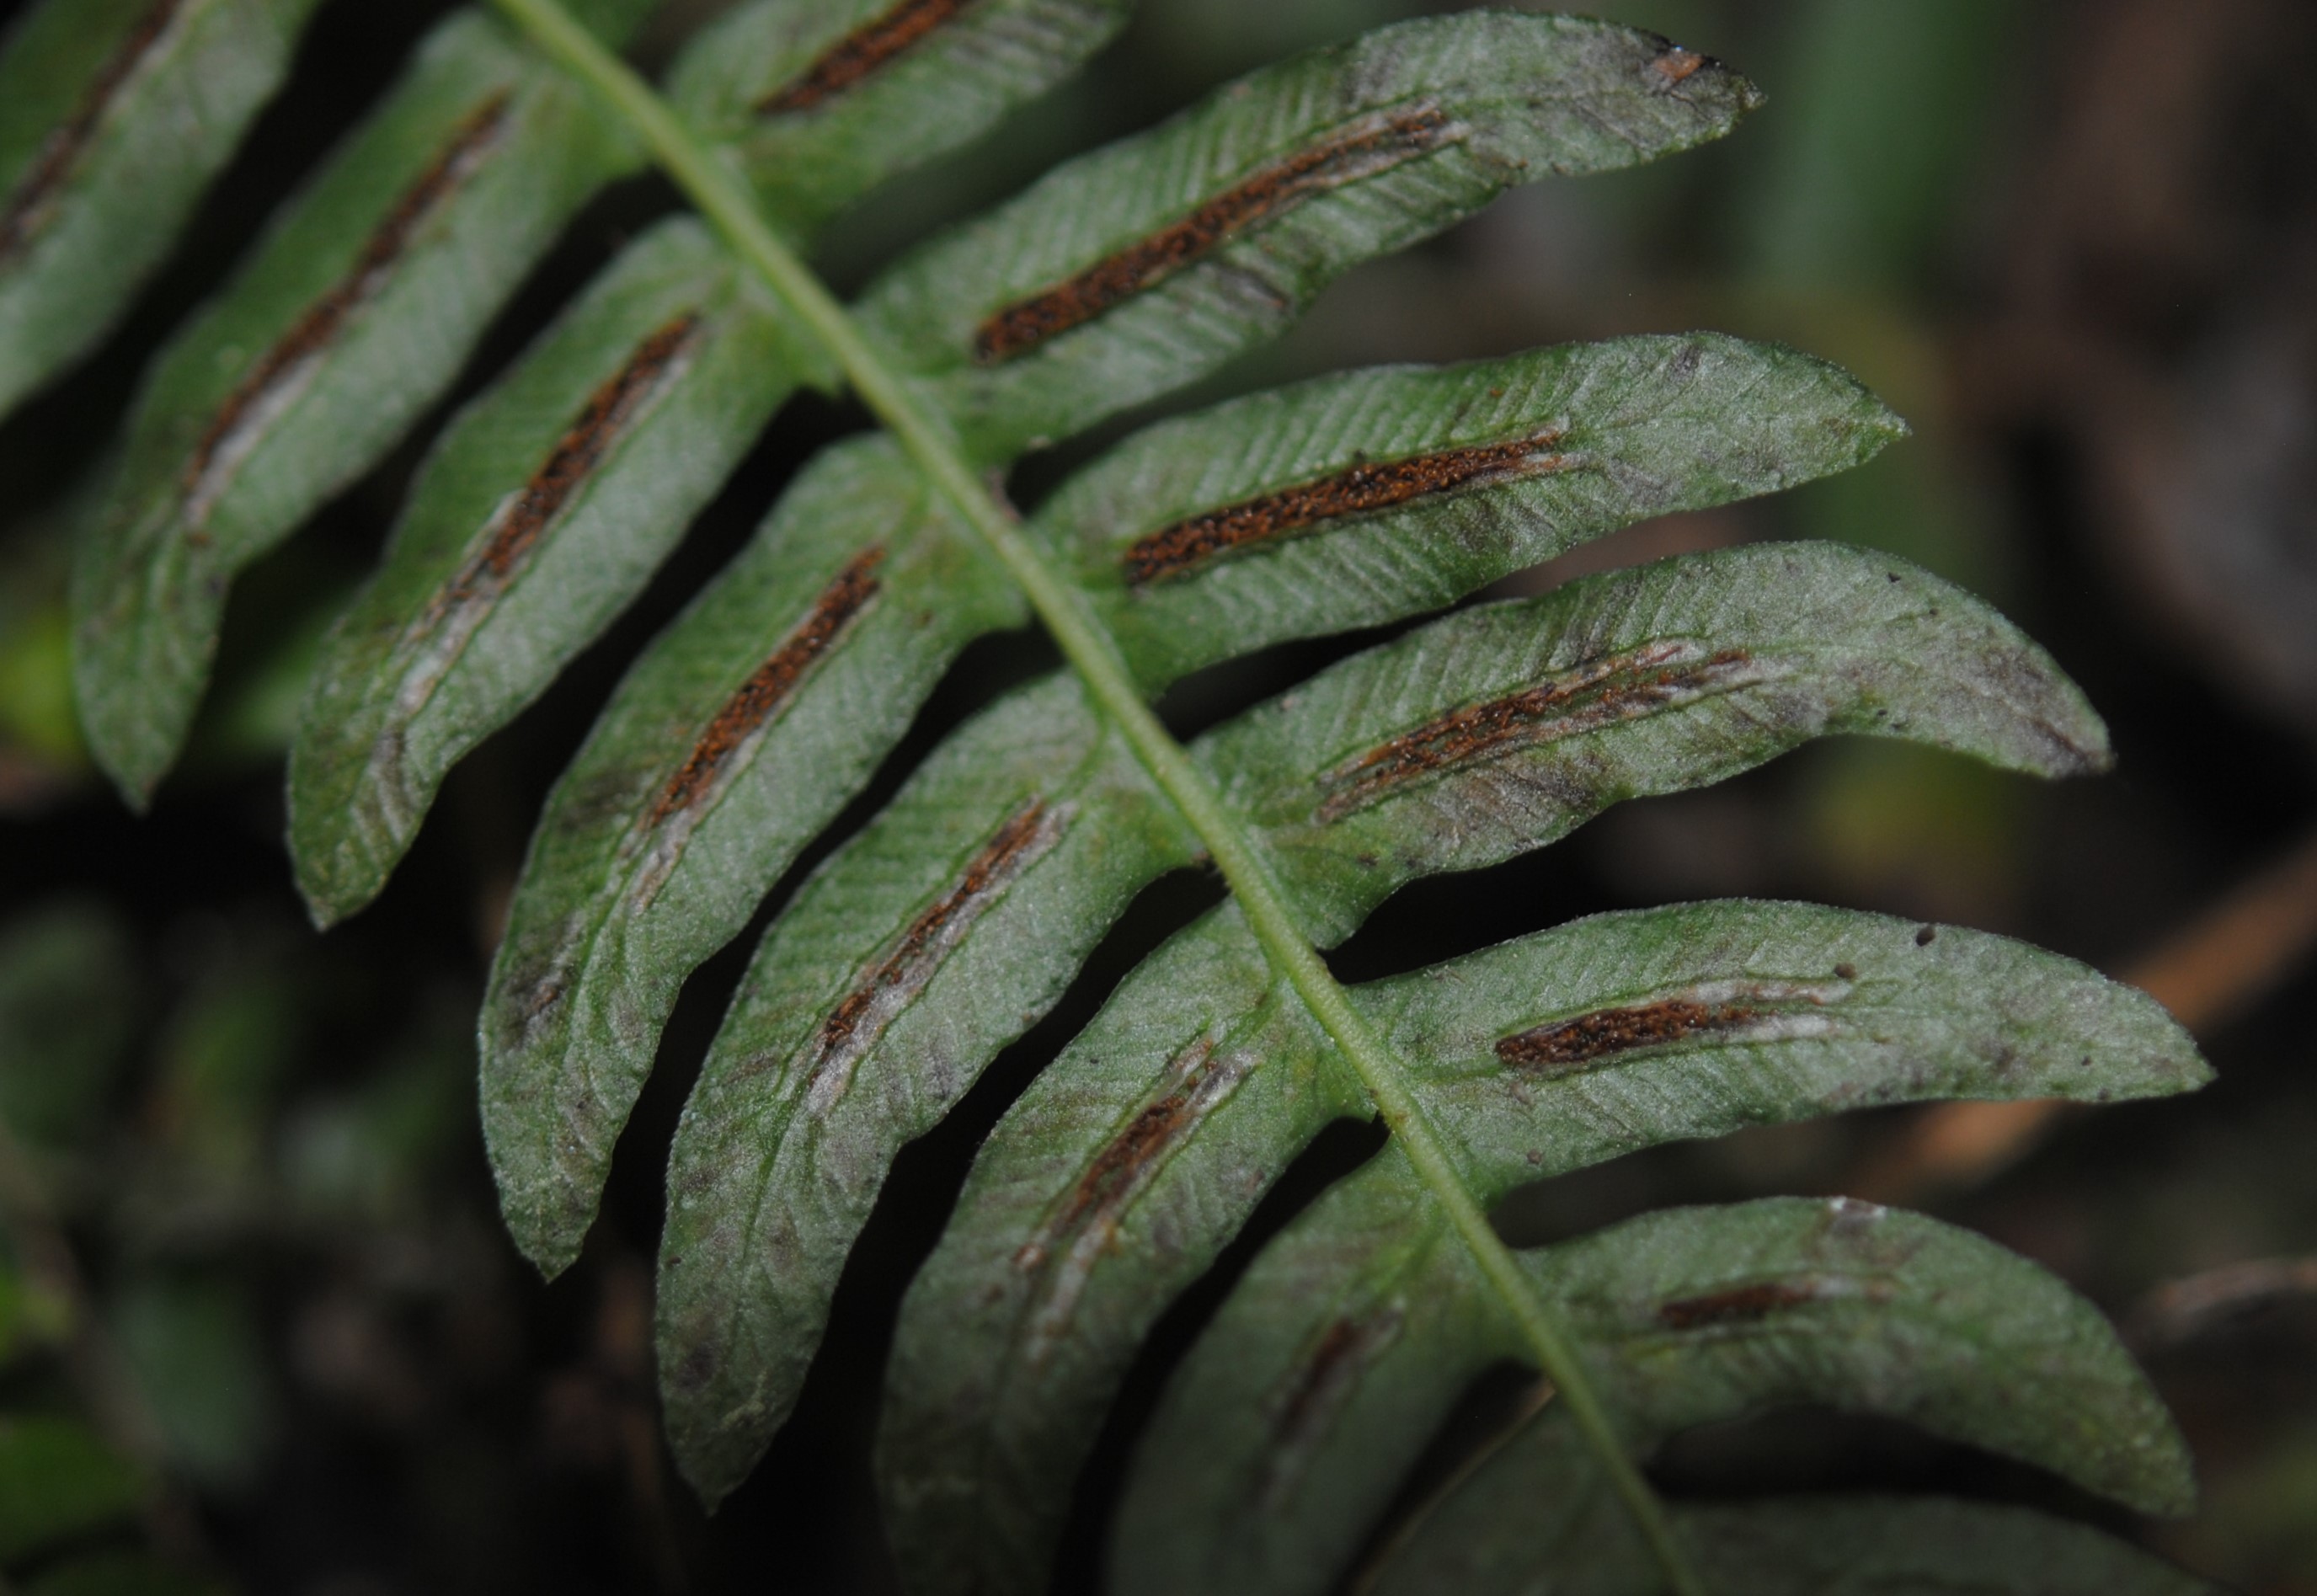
483, 3, 1704, 1589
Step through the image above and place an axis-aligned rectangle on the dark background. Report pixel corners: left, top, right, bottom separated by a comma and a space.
2, 1, 2314, 1590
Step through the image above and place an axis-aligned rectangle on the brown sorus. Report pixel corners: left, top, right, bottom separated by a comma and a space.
441, 312, 702, 608
1262, 1305, 1404, 1504
810, 800, 1058, 1077
973, 103, 1459, 364
1496, 996, 1769, 1071
1658, 1278, 1822, 1330
1318, 643, 1755, 819
179, 89, 515, 519
756, 0, 971, 116
650, 545, 886, 825
1124, 431, 1565, 587
1042, 1038, 1224, 1250
0, 0, 187, 265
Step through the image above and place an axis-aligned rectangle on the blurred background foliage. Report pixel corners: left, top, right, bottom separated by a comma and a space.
1, 0, 2313, 1591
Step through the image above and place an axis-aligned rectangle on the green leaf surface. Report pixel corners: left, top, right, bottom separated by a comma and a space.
1037, 334, 1903, 689
0, 0, 324, 420
0, 1415, 141, 1565
1369, 1463, 2217, 1595
860, 12, 1762, 462
657, 673, 1196, 1503
1116, 1192, 2194, 1595
70, 9, 644, 806
481, 436, 1023, 1275
878, 898, 2199, 1594
670, 0, 1134, 238
286, 217, 806, 925
1199, 542, 2110, 945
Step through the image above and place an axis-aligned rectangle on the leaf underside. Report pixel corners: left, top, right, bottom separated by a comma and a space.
40, 2, 2221, 1592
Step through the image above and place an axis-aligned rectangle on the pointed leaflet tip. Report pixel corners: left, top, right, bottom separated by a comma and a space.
68, 608, 168, 817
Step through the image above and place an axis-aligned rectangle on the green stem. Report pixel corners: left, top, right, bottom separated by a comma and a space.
488, 3, 1703, 1589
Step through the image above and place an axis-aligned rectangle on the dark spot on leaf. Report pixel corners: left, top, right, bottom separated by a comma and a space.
1123, 430, 1567, 586
1317, 641, 1759, 819
755, 0, 971, 116
0, 0, 188, 265
518, 974, 563, 1023
649, 545, 885, 825
674, 1340, 716, 1394
1658, 1278, 1823, 1330
179, 89, 515, 526
973, 103, 1460, 364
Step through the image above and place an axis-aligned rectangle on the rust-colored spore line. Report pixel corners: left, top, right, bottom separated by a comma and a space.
1124, 430, 1565, 587
973, 103, 1459, 365
650, 545, 886, 825
755, 0, 971, 117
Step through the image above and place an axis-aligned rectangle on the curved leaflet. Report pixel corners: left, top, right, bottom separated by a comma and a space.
1034, 334, 1906, 690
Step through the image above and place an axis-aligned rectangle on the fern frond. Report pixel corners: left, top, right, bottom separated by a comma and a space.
1038, 334, 1903, 689
32, 0, 2225, 1589
665, 538, 2139, 1511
